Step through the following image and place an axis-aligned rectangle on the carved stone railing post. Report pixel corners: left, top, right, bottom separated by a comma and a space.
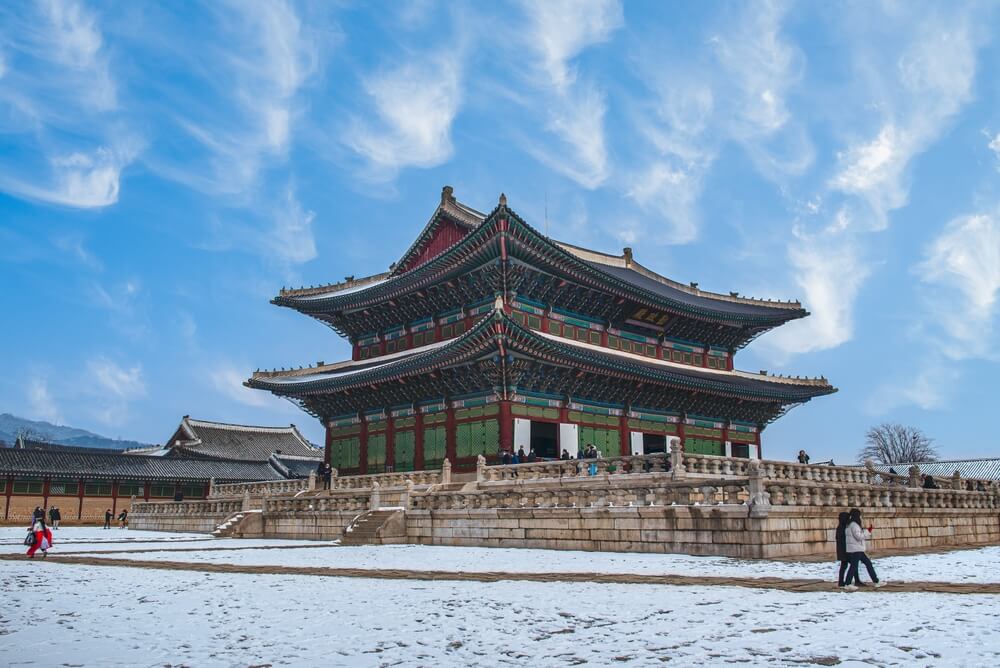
308, 471, 317, 491
671, 447, 686, 480
242, 490, 251, 512
951, 471, 962, 491
442, 459, 452, 485
476, 454, 487, 482
370, 481, 381, 510
747, 459, 771, 518
402, 480, 414, 510
908, 465, 921, 488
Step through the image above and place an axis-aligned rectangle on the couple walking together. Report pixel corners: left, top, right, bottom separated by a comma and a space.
835, 508, 885, 590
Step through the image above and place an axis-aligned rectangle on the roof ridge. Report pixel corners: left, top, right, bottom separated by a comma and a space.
184, 417, 298, 434
553, 240, 802, 310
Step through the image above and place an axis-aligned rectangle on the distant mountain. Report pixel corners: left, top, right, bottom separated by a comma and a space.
0, 413, 154, 451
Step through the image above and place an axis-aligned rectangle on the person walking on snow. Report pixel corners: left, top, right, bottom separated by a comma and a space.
843, 508, 884, 590
104, 508, 113, 529
835, 511, 853, 588
26, 519, 53, 558
118, 509, 128, 529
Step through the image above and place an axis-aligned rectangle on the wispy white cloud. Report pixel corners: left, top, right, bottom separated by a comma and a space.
268, 185, 317, 265
828, 10, 981, 230
86, 356, 146, 425
764, 5, 986, 361
867, 363, 960, 415
628, 0, 803, 244
145, 1, 320, 197
761, 211, 871, 357
0, 0, 138, 208
27, 376, 62, 424
210, 364, 271, 408
0, 141, 140, 209
345, 51, 464, 179
988, 131, 1000, 169
518, 0, 622, 189
918, 212, 1000, 359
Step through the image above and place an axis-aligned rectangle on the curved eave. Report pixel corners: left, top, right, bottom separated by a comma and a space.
249, 310, 836, 405
271, 202, 805, 333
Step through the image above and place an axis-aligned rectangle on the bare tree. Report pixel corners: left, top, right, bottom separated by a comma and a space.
858, 423, 938, 464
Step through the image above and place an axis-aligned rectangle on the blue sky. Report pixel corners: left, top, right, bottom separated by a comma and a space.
2, 1, 1000, 462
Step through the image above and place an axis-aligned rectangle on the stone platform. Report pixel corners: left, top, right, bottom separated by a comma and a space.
130, 452, 1000, 558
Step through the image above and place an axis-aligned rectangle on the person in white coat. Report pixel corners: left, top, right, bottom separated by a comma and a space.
843, 508, 884, 590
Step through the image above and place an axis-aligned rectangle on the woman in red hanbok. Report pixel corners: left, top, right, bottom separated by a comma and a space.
26, 521, 54, 558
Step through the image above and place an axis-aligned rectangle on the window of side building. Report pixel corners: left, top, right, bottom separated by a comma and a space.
49, 479, 79, 496
12, 480, 43, 495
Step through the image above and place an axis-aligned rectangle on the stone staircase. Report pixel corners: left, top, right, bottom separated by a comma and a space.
339, 509, 405, 546
212, 510, 261, 538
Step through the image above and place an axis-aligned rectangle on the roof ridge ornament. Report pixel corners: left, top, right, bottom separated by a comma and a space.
499, 192, 507, 208
441, 185, 455, 205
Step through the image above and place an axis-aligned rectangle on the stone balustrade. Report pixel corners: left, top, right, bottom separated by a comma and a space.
480, 453, 672, 482
264, 493, 369, 514
682, 453, 876, 484
411, 478, 749, 511
132, 499, 243, 516
764, 480, 1000, 510
328, 469, 441, 490
210, 478, 311, 499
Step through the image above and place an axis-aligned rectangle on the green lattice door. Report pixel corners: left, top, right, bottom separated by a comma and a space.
456, 419, 499, 459
394, 430, 415, 472
423, 426, 446, 469
367, 433, 386, 472
578, 426, 619, 456
330, 436, 360, 470
684, 438, 724, 456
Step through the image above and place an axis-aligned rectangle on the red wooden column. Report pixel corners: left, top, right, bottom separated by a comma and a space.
414, 412, 425, 470
618, 413, 630, 456
4, 475, 12, 520
111, 481, 119, 515
76, 477, 84, 522
721, 423, 730, 457
386, 414, 396, 472
445, 404, 457, 464
359, 418, 369, 475
676, 419, 686, 455
498, 400, 513, 453
42, 478, 51, 510
324, 423, 333, 466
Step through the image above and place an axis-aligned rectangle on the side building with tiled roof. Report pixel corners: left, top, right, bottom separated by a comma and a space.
1, 417, 321, 524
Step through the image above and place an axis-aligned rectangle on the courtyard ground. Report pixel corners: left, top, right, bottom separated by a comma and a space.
2, 528, 998, 666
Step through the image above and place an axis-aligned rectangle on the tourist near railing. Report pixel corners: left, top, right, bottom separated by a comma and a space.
411, 478, 752, 511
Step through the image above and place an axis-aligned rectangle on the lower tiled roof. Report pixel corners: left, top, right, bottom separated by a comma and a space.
0, 448, 286, 482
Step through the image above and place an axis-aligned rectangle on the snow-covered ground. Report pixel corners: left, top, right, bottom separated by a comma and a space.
3, 558, 999, 666
2, 528, 999, 666
11, 527, 997, 585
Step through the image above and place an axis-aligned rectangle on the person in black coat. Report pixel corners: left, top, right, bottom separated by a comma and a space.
922, 475, 939, 489
835, 511, 852, 587
104, 508, 113, 529
33, 507, 45, 523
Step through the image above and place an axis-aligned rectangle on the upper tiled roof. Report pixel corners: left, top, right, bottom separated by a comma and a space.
874, 459, 1000, 481
0, 448, 286, 482
163, 417, 321, 462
